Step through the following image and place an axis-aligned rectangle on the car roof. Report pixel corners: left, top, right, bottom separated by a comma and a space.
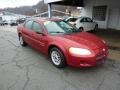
28, 17, 64, 23
79, 16, 92, 19
66, 16, 78, 19
67, 16, 92, 19
66, 16, 92, 21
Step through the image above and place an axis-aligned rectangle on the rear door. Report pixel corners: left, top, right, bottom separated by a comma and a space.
77, 17, 95, 31
82, 17, 94, 31
22, 20, 35, 46
85, 17, 95, 30
76, 18, 85, 30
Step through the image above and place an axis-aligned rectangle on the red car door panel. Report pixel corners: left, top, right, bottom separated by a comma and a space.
32, 32, 48, 53
22, 27, 35, 47
21, 20, 36, 47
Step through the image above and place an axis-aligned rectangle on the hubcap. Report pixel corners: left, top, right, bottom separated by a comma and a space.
51, 51, 61, 65
20, 36, 23, 45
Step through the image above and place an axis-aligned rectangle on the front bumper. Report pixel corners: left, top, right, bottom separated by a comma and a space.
66, 47, 108, 68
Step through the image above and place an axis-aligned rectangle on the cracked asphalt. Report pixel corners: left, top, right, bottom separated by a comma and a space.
0, 26, 120, 90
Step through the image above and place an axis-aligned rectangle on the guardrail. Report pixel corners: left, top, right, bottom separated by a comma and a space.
32, 10, 70, 17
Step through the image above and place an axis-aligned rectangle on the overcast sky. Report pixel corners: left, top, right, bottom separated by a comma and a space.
0, 0, 41, 8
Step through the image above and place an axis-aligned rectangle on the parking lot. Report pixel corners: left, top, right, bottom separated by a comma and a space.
0, 26, 120, 90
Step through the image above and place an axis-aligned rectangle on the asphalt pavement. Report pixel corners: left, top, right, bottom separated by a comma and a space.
0, 26, 120, 90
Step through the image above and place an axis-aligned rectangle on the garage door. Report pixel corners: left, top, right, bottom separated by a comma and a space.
108, 8, 119, 29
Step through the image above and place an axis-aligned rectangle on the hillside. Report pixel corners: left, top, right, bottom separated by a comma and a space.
2, 0, 76, 16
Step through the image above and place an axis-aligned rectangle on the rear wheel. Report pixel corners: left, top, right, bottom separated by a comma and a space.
19, 35, 27, 46
79, 27, 84, 32
94, 24, 98, 31
50, 47, 66, 68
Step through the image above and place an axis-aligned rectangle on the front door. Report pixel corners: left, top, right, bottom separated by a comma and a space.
31, 21, 47, 53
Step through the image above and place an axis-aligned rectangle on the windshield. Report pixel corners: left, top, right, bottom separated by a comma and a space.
44, 20, 80, 35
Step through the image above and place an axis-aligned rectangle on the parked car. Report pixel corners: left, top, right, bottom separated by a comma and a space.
17, 18, 26, 24
65, 17, 98, 31
0, 20, 8, 26
0, 20, 4, 26
10, 20, 18, 26
17, 18, 108, 68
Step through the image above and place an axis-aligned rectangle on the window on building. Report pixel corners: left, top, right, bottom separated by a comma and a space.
93, 6, 107, 21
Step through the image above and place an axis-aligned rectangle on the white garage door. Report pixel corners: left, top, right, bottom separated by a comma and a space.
108, 8, 119, 29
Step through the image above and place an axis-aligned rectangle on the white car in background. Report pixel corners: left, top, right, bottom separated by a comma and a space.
0, 20, 8, 25
65, 17, 98, 32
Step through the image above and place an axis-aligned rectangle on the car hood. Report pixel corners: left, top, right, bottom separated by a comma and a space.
58, 32, 105, 50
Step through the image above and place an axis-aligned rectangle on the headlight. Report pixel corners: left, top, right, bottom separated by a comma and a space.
69, 47, 92, 56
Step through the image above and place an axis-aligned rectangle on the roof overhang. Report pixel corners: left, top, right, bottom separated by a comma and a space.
44, 0, 84, 7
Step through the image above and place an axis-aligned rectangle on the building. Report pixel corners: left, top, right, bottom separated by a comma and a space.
44, 0, 120, 30
80, 0, 120, 30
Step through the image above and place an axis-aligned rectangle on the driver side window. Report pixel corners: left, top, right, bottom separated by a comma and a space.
32, 22, 42, 33
80, 18, 85, 23
25, 21, 33, 29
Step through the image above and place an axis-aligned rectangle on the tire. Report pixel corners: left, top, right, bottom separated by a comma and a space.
19, 35, 27, 46
50, 47, 66, 68
79, 27, 84, 32
94, 24, 98, 31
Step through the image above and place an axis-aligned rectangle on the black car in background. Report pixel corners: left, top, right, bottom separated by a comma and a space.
10, 20, 18, 26
17, 18, 26, 24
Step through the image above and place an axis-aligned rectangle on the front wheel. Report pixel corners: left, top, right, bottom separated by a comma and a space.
50, 47, 66, 68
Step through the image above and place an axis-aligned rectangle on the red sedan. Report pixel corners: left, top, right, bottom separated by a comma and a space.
17, 18, 108, 68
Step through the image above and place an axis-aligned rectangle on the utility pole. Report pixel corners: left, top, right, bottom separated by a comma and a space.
48, 3, 52, 18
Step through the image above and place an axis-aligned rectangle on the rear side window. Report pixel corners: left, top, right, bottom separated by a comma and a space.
86, 18, 93, 22
25, 21, 33, 29
80, 18, 93, 22
32, 22, 42, 33
80, 18, 85, 22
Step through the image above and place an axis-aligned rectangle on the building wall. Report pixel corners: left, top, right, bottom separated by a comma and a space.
80, 0, 120, 30
71, 9, 80, 16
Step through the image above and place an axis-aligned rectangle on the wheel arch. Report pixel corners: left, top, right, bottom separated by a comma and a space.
48, 44, 67, 59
